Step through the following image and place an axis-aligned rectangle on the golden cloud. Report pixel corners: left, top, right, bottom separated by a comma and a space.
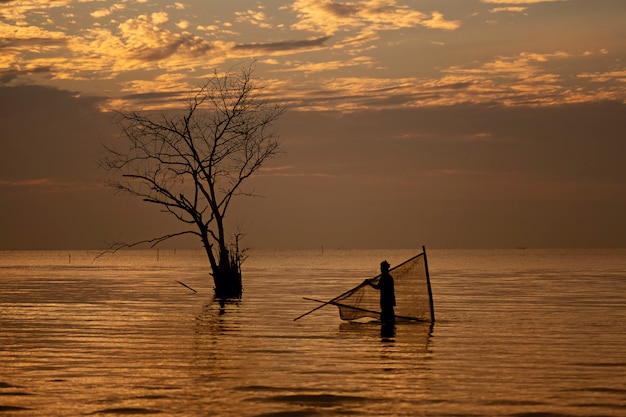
290, 0, 460, 35
1, 0, 621, 114
0, 0, 73, 21
481, 0, 563, 3
489, 7, 528, 13
266, 50, 625, 112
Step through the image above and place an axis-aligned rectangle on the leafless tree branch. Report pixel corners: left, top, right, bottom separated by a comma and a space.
100, 63, 284, 298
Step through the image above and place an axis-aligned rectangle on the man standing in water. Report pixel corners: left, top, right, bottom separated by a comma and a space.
365, 260, 396, 324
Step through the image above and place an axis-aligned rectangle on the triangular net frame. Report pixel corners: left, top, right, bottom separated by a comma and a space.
331, 249, 434, 322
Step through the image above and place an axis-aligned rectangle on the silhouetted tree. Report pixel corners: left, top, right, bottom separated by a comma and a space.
102, 64, 284, 299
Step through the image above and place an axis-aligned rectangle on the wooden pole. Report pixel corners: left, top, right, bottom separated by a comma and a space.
422, 245, 435, 323
293, 297, 337, 321
293, 283, 363, 321
175, 280, 197, 293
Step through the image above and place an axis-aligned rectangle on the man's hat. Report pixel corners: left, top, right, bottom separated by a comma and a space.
380, 260, 390, 269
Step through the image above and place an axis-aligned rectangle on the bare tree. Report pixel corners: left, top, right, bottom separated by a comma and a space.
102, 65, 284, 299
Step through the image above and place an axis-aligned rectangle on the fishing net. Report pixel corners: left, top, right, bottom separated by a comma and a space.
331, 250, 434, 322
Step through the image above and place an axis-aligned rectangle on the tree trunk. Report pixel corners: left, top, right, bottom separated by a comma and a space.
200, 233, 242, 300
212, 248, 242, 299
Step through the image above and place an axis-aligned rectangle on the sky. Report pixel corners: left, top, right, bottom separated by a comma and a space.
1, 0, 625, 250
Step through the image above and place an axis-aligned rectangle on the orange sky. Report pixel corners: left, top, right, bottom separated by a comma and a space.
1, 0, 625, 249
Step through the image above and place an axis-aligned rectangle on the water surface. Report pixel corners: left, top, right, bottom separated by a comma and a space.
1, 249, 625, 416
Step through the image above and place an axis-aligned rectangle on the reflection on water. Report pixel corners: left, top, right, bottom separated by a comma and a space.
1, 249, 625, 416
189, 295, 435, 415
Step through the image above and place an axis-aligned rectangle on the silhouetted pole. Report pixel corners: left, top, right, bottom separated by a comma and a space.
423, 245, 435, 322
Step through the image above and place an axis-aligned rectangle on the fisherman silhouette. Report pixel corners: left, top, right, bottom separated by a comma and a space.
365, 260, 396, 324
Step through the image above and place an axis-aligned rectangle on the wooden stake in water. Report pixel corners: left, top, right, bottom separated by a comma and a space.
175, 280, 197, 293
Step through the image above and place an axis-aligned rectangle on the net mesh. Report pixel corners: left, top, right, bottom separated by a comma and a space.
332, 252, 433, 322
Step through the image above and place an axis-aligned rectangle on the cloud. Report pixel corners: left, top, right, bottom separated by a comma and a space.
481, 0, 563, 3
233, 36, 331, 54
0, 21, 67, 46
90, 9, 111, 18
0, 65, 54, 84
578, 69, 626, 84
276, 56, 376, 74
265, 50, 625, 112
236, 8, 273, 29
0, 21, 68, 83
489, 7, 527, 13
290, 0, 460, 36
113, 73, 192, 109
90, 3, 125, 19
420, 11, 462, 31
0, 0, 74, 21
176, 20, 190, 30
1, 3, 230, 87
150, 11, 169, 25
1, 0, 622, 115
111, 14, 220, 64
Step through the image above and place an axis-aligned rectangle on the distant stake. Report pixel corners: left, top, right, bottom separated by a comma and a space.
175, 280, 197, 293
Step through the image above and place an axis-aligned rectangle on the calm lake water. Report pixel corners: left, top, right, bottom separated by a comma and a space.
1, 248, 625, 416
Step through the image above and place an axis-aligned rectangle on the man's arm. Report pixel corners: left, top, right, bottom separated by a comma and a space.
363, 279, 379, 289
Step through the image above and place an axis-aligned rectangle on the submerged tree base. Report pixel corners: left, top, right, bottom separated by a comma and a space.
212, 251, 243, 300
214, 278, 243, 300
